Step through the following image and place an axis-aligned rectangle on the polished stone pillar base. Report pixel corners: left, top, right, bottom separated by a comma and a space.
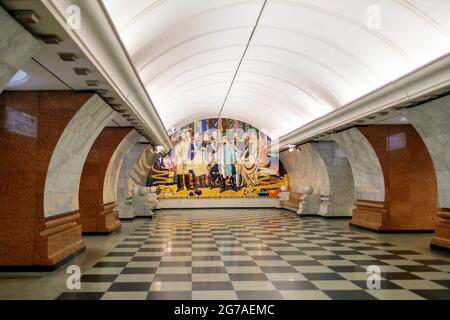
350, 200, 387, 231
431, 209, 450, 251
82, 202, 122, 235
35, 211, 86, 266
0, 212, 86, 271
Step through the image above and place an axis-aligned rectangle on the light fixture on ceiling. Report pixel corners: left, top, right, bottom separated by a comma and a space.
6, 70, 30, 88
38, 34, 62, 44
12, 10, 40, 24
155, 146, 165, 153
86, 80, 100, 87
58, 53, 78, 62
398, 116, 409, 124
103, 97, 115, 103
288, 145, 296, 153
74, 67, 91, 75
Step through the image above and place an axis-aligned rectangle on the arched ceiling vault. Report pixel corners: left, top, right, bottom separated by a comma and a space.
102, 0, 450, 138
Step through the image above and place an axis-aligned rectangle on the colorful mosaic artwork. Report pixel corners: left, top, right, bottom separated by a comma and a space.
148, 118, 287, 198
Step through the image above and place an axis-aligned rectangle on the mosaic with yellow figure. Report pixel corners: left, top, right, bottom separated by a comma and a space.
148, 118, 287, 199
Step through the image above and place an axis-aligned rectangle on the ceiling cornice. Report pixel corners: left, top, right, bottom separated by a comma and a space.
278, 52, 450, 149
40, 0, 171, 151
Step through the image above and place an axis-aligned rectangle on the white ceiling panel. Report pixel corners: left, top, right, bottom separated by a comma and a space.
102, 0, 450, 137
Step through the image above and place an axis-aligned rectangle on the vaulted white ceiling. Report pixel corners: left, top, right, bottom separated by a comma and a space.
102, 0, 450, 138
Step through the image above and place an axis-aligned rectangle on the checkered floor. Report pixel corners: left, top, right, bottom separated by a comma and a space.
57, 210, 450, 300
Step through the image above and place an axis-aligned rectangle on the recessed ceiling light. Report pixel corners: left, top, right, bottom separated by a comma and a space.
96, 89, 109, 95
86, 80, 100, 87
398, 117, 409, 124
6, 70, 30, 88
103, 97, 115, 103
12, 10, 40, 24
58, 53, 78, 62
38, 34, 62, 44
74, 67, 91, 75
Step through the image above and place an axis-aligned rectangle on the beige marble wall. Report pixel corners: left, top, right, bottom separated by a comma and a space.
280, 142, 354, 217
0, 6, 41, 93
281, 144, 330, 194
332, 128, 385, 202
314, 142, 355, 217
403, 95, 450, 209
44, 95, 116, 217
103, 130, 142, 204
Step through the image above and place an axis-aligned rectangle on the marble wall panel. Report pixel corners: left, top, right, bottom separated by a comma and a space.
332, 128, 385, 202
0, 6, 41, 93
403, 95, 450, 209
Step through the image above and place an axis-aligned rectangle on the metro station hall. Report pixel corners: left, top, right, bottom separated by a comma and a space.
0, 0, 450, 302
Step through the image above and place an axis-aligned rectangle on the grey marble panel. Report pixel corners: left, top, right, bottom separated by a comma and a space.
332, 128, 385, 202
280, 141, 354, 217
103, 130, 141, 204
0, 6, 41, 92
404, 95, 450, 208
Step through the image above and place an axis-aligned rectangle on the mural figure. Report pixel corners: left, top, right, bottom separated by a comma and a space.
192, 130, 207, 188
175, 130, 191, 191
148, 118, 286, 198
242, 128, 259, 186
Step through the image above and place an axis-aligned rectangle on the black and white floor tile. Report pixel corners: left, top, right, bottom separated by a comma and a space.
56, 210, 450, 300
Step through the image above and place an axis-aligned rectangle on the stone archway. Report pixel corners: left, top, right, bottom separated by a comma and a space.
279, 141, 354, 217
332, 125, 438, 232
78, 128, 141, 234
0, 91, 115, 269
44, 95, 116, 217
332, 128, 386, 230
402, 95, 450, 249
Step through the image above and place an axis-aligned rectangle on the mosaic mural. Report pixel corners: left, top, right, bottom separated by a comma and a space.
148, 118, 287, 198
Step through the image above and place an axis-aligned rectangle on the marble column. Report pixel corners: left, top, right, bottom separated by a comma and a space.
0, 6, 41, 93
332, 128, 386, 230
78, 127, 139, 234
358, 125, 438, 231
403, 95, 450, 249
0, 91, 114, 269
